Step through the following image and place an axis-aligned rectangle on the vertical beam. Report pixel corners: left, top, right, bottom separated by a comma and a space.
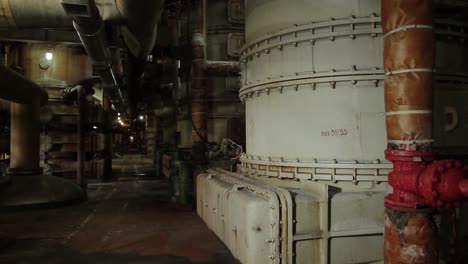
77, 86, 86, 188
103, 93, 112, 181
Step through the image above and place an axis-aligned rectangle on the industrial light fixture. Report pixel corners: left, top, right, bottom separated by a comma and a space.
92, 126, 97, 129
139, 115, 144, 120
45, 52, 53, 61
117, 113, 121, 116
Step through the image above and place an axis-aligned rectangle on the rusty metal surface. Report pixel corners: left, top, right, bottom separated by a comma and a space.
10, 101, 41, 171
382, 0, 434, 149
191, 43, 208, 143
384, 209, 438, 264
8, 44, 92, 88
0, 179, 237, 264
205, 61, 240, 76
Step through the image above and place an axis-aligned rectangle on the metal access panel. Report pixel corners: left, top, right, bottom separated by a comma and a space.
197, 169, 386, 264
197, 172, 281, 264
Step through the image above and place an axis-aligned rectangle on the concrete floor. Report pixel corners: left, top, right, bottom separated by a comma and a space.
0, 174, 238, 263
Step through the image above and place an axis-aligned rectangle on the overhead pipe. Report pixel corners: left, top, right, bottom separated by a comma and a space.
61, 0, 123, 107
382, 1, 468, 263
205, 60, 240, 76
0, 66, 48, 106
1, 0, 165, 59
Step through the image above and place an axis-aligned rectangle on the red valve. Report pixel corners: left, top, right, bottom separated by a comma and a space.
385, 150, 468, 209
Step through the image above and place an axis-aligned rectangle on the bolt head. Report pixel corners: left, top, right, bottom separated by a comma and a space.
455, 161, 463, 168
437, 200, 444, 207
432, 191, 439, 198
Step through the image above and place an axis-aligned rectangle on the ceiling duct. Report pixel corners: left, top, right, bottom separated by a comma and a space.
61, 0, 122, 107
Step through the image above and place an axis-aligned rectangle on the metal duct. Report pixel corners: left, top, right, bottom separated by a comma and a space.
61, 0, 122, 105
0, 0, 165, 59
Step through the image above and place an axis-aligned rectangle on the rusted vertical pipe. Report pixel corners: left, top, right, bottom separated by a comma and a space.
191, 0, 207, 166
382, 1, 438, 263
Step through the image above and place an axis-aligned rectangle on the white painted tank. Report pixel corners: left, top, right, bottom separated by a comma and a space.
240, 0, 468, 180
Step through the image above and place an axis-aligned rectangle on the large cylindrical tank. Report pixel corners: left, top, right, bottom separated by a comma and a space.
6, 44, 108, 180
240, 0, 468, 180
8, 44, 92, 88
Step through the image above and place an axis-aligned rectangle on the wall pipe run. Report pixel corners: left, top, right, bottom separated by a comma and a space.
61, 0, 123, 107
190, 0, 241, 167
382, 1, 468, 263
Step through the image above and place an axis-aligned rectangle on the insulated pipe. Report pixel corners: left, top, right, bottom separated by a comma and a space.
0, 66, 48, 106
382, 1, 436, 263
64, 0, 122, 104
0, 66, 46, 173
383, 0, 435, 151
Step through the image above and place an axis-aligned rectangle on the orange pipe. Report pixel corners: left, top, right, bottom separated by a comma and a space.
382, 0, 434, 151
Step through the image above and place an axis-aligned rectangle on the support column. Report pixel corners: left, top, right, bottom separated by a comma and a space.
9, 101, 41, 173
77, 86, 86, 188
